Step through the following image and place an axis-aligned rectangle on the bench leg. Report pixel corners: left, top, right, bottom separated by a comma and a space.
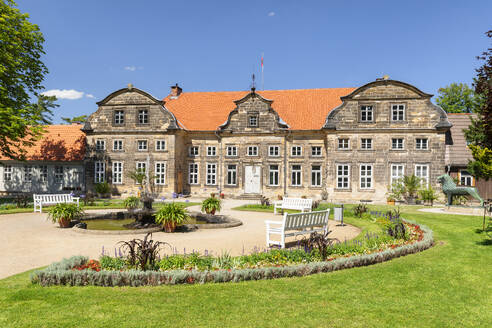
281, 233, 285, 249
274, 205, 277, 215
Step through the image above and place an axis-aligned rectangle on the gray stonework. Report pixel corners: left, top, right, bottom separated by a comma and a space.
83, 80, 451, 203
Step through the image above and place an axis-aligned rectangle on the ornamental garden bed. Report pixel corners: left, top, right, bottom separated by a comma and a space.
31, 216, 433, 287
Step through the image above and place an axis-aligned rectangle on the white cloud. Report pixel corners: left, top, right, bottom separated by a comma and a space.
124, 66, 137, 71
86, 94, 95, 98
41, 89, 84, 100
268, 11, 275, 17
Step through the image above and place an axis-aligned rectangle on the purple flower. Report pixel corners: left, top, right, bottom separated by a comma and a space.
185, 199, 189, 203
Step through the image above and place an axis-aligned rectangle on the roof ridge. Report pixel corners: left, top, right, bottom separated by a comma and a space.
166, 87, 355, 96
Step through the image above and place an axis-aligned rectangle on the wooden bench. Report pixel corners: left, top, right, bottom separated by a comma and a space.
273, 197, 313, 214
33, 194, 80, 213
265, 209, 330, 248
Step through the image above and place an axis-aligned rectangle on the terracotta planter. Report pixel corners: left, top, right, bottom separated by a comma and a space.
163, 221, 176, 233
206, 209, 216, 215
58, 218, 71, 228
387, 200, 395, 206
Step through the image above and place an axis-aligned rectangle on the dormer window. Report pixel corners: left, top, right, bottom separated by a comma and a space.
138, 109, 149, 124
248, 115, 258, 127
114, 110, 124, 125
360, 106, 374, 122
391, 104, 405, 121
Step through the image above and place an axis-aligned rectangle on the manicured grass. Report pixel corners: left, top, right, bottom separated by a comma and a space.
0, 207, 491, 327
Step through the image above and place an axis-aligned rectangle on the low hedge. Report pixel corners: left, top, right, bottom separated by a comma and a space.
31, 219, 433, 287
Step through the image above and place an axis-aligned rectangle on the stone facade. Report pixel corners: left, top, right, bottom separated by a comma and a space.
83, 79, 451, 202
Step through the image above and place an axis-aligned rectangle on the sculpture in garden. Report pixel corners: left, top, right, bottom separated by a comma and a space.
437, 174, 483, 206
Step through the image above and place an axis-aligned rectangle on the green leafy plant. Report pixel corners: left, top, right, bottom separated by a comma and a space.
403, 175, 421, 202
94, 182, 110, 195
155, 203, 188, 232
47, 203, 84, 228
301, 230, 339, 261
387, 180, 405, 202
353, 203, 368, 218
123, 196, 140, 210
127, 169, 147, 185
418, 185, 438, 206
201, 196, 221, 214
118, 233, 170, 271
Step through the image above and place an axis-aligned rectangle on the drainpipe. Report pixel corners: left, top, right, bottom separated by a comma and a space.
215, 129, 222, 194
283, 130, 291, 197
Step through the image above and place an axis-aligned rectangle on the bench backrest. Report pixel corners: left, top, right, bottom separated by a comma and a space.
282, 197, 313, 208
34, 194, 73, 203
284, 209, 330, 231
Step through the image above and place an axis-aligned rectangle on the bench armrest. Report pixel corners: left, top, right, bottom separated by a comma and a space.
265, 220, 283, 226
72, 197, 80, 201
273, 201, 283, 206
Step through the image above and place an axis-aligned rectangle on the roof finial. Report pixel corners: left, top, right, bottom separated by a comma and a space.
251, 74, 256, 92
127, 83, 133, 90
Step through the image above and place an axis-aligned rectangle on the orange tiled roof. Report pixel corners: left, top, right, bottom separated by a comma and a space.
164, 88, 355, 130
0, 124, 86, 161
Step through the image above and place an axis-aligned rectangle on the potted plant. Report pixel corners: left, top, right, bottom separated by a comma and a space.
48, 203, 84, 228
418, 185, 438, 206
94, 182, 111, 198
403, 175, 421, 205
386, 196, 395, 206
387, 180, 404, 205
219, 192, 225, 199
154, 202, 188, 232
201, 196, 221, 215
123, 196, 140, 214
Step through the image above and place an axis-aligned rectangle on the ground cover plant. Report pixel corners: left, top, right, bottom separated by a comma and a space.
1, 207, 491, 327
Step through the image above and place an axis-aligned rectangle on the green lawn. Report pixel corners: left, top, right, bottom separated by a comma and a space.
0, 206, 491, 327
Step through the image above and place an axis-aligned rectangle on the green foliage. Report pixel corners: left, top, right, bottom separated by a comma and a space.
353, 203, 368, 218
118, 233, 170, 271
123, 196, 140, 210
403, 175, 421, 198
387, 180, 405, 201
47, 203, 84, 223
436, 83, 483, 113
154, 202, 188, 225
467, 145, 492, 179
127, 168, 147, 185
0, 0, 56, 160
201, 196, 222, 214
61, 115, 87, 124
94, 182, 110, 195
418, 185, 439, 204
100, 255, 126, 271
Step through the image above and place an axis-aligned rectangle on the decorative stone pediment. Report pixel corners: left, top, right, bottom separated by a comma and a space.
96, 86, 162, 106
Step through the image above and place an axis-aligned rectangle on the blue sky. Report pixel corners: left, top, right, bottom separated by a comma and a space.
16, 0, 492, 123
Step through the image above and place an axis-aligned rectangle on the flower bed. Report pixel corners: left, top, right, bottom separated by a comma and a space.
31, 219, 433, 287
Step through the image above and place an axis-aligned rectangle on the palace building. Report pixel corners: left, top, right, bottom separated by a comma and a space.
81, 77, 452, 202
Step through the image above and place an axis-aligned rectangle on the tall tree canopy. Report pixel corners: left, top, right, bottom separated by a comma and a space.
61, 115, 87, 124
0, 0, 55, 160
464, 30, 492, 179
436, 83, 483, 113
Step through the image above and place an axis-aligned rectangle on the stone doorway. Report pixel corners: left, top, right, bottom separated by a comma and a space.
244, 165, 261, 194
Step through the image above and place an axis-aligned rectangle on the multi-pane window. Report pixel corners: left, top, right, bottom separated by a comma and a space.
114, 110, 124, 124
226, 146, 237, 157
4, 165, 12, 181
94, 161, 105, 183
392, 138, 404, 150
415, 164, 429, 186
189, 146, 199, 156
155, 162, 166, 185
360, 164, 373, 189
226, 164, 237, 185
23, 165, 33, 182
206, 163, 217, 185
247, 146, 258, 156
311, 165, 322, 187
54, 166, 63, 184
138, 109, 149, 124
291, 146, 302, 157
360, 105, 374, 122
207, 146, 217, 156
291, 165, 302, 186
269, 165, 279, 186
391, 164, 404, 184
137, 140, 148, 151
460, 170, 473, 186
269, 145, 279, 157
391, 104, 405, 121
135, 162, 146, 184
361, 138, 372, 150
155, 140, 166, 151
416, 138, 428, 150
112, 162, 123, 184
39, 165, 48, 182
188, 163, 198, 184
113, 140, 123, 151
311, 146, 322, 157
336, 164, 350, 189
95, 139, 105, 151
248, 115, 258, 127
338, 138, 350, 150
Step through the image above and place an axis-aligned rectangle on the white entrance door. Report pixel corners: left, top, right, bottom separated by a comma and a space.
244, 165, 261, 194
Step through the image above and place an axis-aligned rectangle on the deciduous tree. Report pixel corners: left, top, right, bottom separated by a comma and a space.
436, 83, 483, 113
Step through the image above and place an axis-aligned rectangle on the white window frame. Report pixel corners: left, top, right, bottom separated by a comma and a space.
95, 139, 105, 151
54, 166, 63, 184
112, 162, 123, 184
311, 146, 322, 157
248, 115, 258, 127
338, 138, 350, 150
23, 165, 33, 182
360, 164, 373, 189
94, 161, 105, 183
226, 146, 237, 157
360, 105, 374, 122
226, 164, 237, 186
391, 164, 404, 184
207, 146, 217, 157
311, 165, 322, 187
247, 146, 258, 156
39, 165, 48, 182
206, 163, 217, 185
416, 138, 428, 150
415, 164, 429, 186
391, 104, 405, 121
114, 110, 124, 124
336, 164, 350, 189
137, 140, 148, 151
391, 138, 404, 150
155, 140, 166, 151
269, 165, 280, 186
269, 145, 280, 157
4, 165, 12, 181
113, 139, 123, 152
189, 146, 199, 156
138, 109, 149, 124
155, 162, 166, 185
188, 163, 198, 185
459, 170, 474, 186
291, 164, 302, 186
361, 138, 372, 150
291, 146, 302, 157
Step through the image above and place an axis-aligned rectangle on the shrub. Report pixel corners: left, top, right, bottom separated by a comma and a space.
301, 230, 339, 260
123, 196, 140, 210
47, 203, 84, 223
403, 175, 421, 199
418, 185, 438, 205
94, 182, 110, 195
118, 233, 170, 271
154, 203, 188, 226
201, 196, 221, 214
353, 203, 368, 218
100, 255, 126, 271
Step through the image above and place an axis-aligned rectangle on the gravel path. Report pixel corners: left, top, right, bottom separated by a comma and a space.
0, 200, 360, 279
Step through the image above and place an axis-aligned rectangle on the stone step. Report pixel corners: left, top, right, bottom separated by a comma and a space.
235, 193, 263, 200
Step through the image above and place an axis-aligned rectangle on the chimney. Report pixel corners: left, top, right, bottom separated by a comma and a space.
170, 83, 182, 99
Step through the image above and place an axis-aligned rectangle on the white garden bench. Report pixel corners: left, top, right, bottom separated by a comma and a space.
265, 209, 330, 248
273, 197, 313, 214
33, 194, 80, 213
